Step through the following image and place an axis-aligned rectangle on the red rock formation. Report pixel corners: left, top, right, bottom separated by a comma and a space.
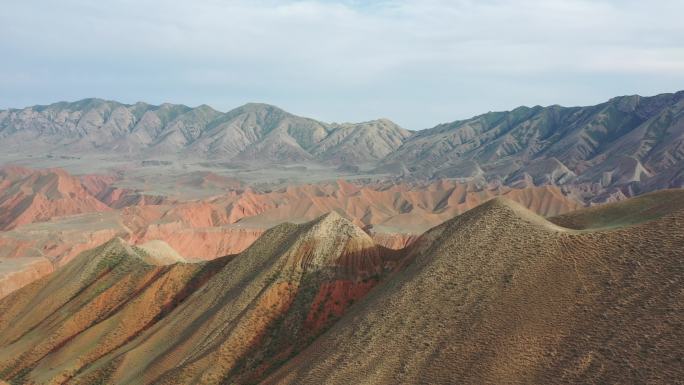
79, 173, 118, 197
132, 224, 264, 260
97, 187, 170, 208
6, 192, 681, 385
0, 166, 111, 230
0, 167, 586, 298
304, 279, 379, 333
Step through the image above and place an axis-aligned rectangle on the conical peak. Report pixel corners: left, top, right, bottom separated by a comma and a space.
472, 196, 569, 232
473, 196, 553, 218
310, 210, 348, 231
306, 211, 374, 245
71, 237, 146, 276
231, 102, 288, 116
278, 211, 380, 275
315, 210, 344, 223
312, 210, 362, 230
482, 196, 521, 210
109, 236, 128, 246
136, 240, 186, 265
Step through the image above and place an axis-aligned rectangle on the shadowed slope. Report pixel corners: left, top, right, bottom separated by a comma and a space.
263, 197, 684, 385
0, 213, 396, 385
68, 212, 390, 385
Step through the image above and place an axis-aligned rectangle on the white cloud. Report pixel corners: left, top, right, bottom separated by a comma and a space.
0, 0, 683, 128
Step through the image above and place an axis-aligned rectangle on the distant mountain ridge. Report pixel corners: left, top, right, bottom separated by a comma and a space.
0, 99, 410, 165
1, 91, 683, 201
381, 91, 684, 200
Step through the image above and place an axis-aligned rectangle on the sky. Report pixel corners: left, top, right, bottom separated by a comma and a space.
1, 0, 683, 130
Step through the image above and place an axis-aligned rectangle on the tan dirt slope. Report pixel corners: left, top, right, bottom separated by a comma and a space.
549, 188, 684, 230
263, 195, 684, 385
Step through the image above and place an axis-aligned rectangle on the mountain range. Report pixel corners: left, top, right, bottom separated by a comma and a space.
0, 100, 410, 165
2, 91, 683, 203
381, 91, 684, 200
1, 190, 682, 384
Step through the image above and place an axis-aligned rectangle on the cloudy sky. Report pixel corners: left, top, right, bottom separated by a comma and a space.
1, 0, 683, 129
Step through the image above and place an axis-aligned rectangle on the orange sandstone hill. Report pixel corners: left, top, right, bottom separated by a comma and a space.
0, 191, 682, 384
0, 166, 110, 230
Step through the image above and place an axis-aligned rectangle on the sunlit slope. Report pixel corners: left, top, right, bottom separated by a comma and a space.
0, 239, 224, 384
549, 188, 684, 229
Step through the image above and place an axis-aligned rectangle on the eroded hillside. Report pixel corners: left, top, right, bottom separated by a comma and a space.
1, 192, 682, 384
